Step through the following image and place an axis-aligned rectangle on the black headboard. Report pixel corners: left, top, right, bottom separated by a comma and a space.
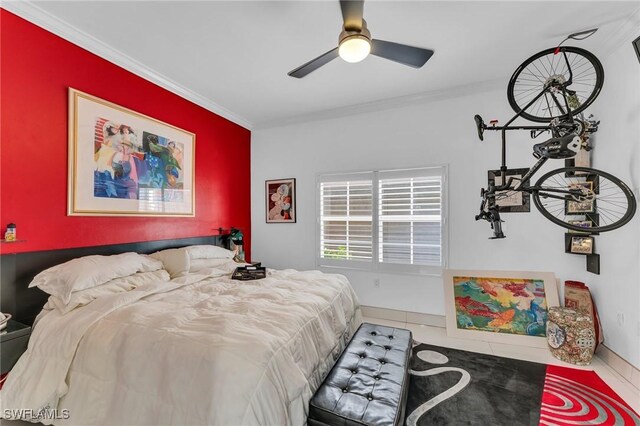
0, 235, 228, 326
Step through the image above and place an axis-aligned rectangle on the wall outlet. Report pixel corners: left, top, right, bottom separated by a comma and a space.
373, 279, 381, 288
617, 312, 625, 326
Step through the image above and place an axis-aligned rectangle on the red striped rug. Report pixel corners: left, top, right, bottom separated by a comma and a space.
540, 365, 639, 425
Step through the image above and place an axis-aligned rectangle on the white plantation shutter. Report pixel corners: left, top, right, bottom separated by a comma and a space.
378, 170, 442, 266
318, 167, 446, 272
319, 176, 373, 262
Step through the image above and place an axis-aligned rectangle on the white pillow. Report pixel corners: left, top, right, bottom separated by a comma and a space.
189, 258, 234, 273
150, 248, 190, 278
45, 270, 170, 314
186, 245, 234, 260
29, 252, 163, 304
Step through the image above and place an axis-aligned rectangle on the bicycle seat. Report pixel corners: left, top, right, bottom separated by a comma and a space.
474, 115, 485, 141
533, 134, 581, 159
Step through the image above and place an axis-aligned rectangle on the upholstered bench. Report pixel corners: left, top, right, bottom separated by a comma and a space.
309, 323, 412, 426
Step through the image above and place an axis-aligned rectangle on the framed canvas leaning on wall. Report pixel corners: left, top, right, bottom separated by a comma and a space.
443, 269, 560, 348
68, 88, 195, 216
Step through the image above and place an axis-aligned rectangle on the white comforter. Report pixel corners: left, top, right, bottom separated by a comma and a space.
1, 268, 361, 425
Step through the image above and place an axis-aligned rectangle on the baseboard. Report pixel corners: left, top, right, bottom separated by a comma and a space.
360, 305, 445, 328
596, 344, 640, 392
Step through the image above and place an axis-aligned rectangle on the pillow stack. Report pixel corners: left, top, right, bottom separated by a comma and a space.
31, 245, 237, 315
185, 245, 235, 273
30, 252, 163, 305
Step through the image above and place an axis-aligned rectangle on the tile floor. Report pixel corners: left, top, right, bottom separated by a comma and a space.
363, 316, 640, 414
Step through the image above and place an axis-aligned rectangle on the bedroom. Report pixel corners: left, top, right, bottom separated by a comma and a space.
0, 1, 639, 425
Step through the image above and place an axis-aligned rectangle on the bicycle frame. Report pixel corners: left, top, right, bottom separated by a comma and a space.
477, 153, 580, 239
510, 156, 579, 200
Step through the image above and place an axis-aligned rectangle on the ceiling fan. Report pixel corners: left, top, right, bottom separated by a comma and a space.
288, 0, 434, 78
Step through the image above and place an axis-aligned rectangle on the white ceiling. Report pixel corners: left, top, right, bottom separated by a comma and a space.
16, 1, 640, 128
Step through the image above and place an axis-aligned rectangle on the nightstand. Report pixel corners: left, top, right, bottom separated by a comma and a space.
1, 319, 31, 374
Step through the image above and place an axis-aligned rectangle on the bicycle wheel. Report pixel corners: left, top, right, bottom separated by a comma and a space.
507, 47, 604, 123
532, 167, 636, 232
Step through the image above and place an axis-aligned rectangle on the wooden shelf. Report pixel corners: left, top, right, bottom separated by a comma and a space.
0, 239, 26, 244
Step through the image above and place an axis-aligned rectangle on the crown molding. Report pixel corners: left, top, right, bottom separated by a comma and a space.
1, 1, 253, 130
254, 78, 504, 130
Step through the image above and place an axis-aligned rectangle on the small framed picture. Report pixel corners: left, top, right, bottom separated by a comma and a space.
568, 219, 594, 234
570, 236, 594, 255
487, 168, 530, 212
565, 181, 595, 214
265, 178, 296, 223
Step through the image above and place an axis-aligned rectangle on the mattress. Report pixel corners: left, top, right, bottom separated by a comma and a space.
1, 268, 362, 425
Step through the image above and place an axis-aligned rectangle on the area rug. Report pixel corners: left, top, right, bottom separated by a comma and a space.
540, 365, 639, 425
406, 343, 639, 426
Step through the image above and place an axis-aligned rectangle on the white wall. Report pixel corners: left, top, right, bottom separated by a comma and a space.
588, 32, 640, 368
252, 46, 640, 367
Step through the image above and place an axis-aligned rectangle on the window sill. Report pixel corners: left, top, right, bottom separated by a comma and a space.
317, 262, 444, 278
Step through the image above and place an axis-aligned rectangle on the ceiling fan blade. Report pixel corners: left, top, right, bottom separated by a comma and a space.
370, 39, 434, 68
288, 47, 339, 78
340, 0, 364, 31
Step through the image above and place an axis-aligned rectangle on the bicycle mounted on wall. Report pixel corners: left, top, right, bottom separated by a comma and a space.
474, 37, 636, 239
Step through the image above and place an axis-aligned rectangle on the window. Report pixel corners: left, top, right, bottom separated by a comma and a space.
318, 167, 447, 273
319, 173, 373, 266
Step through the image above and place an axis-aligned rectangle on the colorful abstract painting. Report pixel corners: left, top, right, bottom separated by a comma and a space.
93, 120, 185, 202
453, 276, 548, 336
69, 89, 195, 216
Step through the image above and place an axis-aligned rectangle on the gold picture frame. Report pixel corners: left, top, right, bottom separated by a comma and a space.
68, 88, 195, 216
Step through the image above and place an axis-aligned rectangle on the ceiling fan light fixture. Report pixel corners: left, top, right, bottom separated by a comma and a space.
338, 34, 371, 63
287, 1, 434, 78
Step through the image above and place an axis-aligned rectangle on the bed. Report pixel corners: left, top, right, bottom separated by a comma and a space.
0, 238, 362, 425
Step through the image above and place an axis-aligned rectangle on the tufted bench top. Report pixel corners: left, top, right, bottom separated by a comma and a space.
309, 323, 412, 426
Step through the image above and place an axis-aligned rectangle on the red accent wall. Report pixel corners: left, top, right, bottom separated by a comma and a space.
0, 10, 251, 257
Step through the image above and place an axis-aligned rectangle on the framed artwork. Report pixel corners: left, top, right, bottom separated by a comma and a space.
68, 88, 195, 216
265, 178, 296, 223
565, 181, 595, 214
443, 269, 560, 348
569, 235, 594, 254
633, 35, 640, 63
487, 168, 530, 212
567, 219, 595, 234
